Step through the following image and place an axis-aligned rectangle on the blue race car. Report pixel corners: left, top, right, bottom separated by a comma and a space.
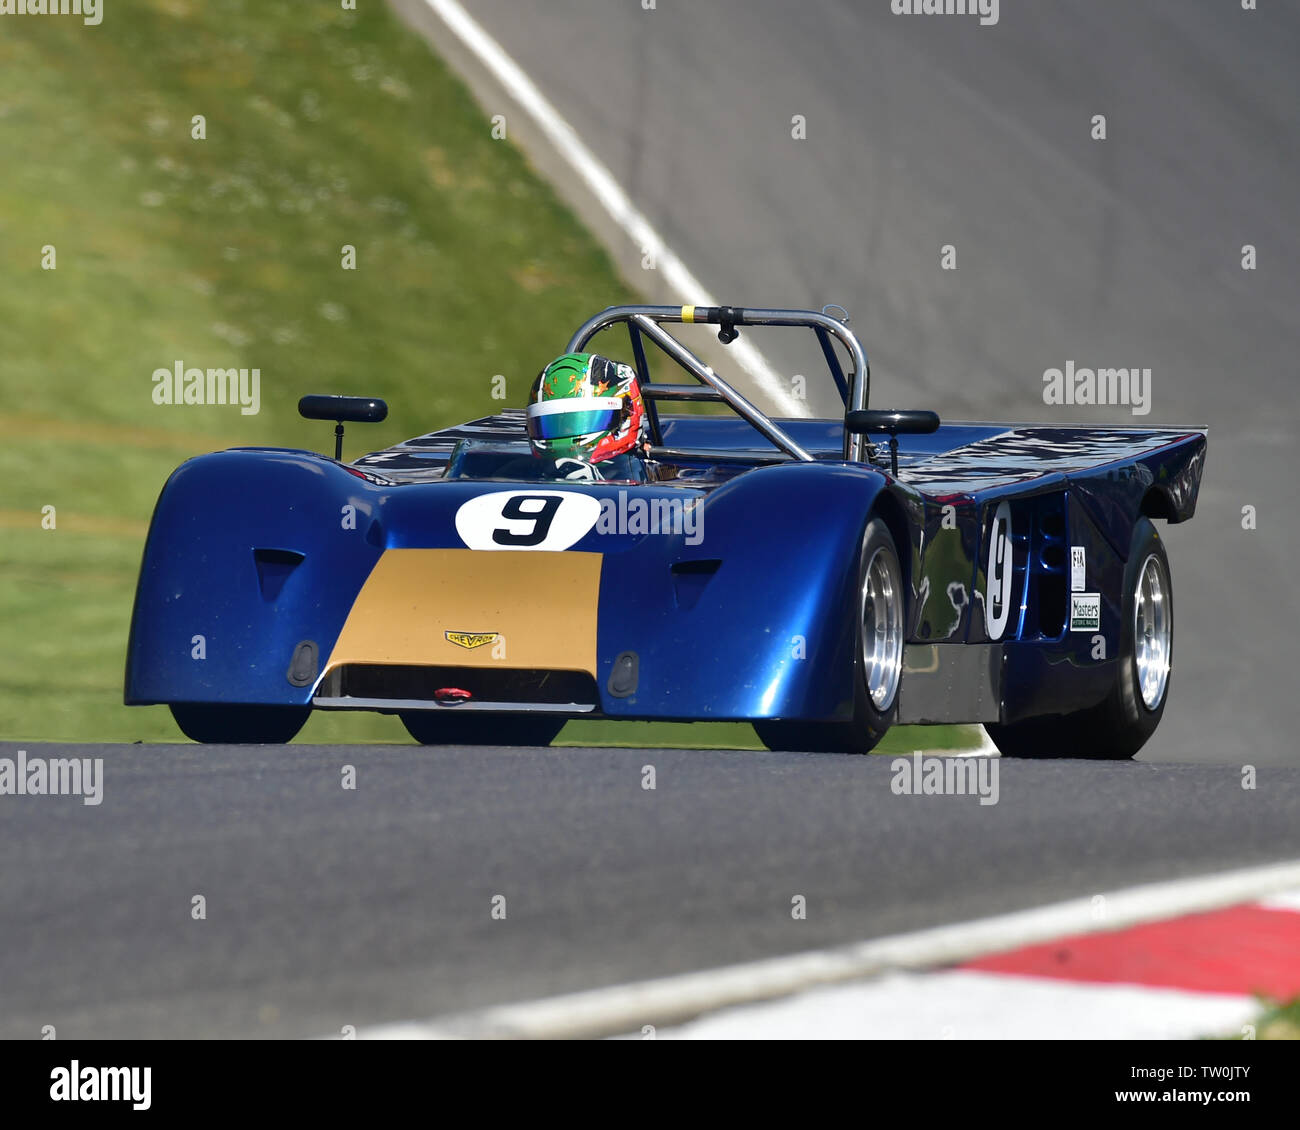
125, 305, 1206, 757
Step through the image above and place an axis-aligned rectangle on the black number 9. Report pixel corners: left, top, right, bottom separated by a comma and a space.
492, 495, 562, 546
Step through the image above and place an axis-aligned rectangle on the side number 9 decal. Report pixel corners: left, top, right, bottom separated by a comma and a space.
985, 500, 1013, 640
455, 491, 601, 551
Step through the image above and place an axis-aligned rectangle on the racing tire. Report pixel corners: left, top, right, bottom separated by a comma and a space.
170, 703, 310, 745
754, 516, 903, 754
984, 517, 1172, 760
400, 711, 567, 747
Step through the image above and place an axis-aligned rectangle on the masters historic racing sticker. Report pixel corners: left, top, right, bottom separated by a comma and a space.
1070, 592, 1101, 632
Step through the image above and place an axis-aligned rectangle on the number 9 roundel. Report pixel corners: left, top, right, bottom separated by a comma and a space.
454, 490, 602, 551
985, 500, 1013, 640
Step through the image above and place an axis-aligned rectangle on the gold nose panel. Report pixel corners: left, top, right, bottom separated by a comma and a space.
324, 549, 602, 674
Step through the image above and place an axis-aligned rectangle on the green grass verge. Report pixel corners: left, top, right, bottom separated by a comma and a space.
0, 0, 981, 752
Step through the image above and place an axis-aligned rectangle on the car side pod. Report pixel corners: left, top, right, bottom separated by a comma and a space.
298, 394, 388, 460
845, 409, 940, 474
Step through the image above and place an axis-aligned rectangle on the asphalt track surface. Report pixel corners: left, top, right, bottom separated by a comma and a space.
7, 3, 1298, 1038
3, 741, 1299, 1038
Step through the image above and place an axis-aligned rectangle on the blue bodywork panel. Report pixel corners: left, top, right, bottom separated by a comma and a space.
126, 408, 1206, 727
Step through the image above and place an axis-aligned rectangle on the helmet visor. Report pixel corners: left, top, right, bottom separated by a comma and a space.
527, 396, 624, 443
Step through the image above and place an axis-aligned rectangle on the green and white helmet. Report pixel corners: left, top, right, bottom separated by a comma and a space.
525, 353, 647, 462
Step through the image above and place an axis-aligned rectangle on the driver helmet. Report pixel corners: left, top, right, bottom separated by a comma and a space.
525, 353, 647, 464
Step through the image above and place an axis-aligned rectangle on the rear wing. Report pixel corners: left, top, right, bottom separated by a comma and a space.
894, 424, 1208, 522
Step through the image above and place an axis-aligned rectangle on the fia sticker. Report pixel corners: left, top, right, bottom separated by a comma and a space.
1071, 546, 1086, 592
1070, 592, 1101, 632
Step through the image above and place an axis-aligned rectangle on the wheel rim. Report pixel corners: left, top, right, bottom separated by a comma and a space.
1134, 552, 1171, 710
861, 545, 904, 710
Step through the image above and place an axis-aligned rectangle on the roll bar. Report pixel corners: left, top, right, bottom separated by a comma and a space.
564, 306, 872, 462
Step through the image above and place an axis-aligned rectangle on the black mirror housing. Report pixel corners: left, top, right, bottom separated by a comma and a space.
298, 395, 388, 424
844, 409, 940, 436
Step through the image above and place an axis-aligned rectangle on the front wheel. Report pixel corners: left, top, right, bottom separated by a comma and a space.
400, 711, 567, 747
984, 517, 1172, 759
755, 516, 904, 754
170, 703, 310, 744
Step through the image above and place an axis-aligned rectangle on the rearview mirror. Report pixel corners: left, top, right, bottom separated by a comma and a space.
298, 395, 388, 460
298, 395, 388, 424
844, 409, 940, 475
844, 409, 940, 436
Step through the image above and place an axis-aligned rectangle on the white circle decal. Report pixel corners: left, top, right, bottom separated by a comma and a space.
985, 500, 1013, 640
454, 490, 601, 551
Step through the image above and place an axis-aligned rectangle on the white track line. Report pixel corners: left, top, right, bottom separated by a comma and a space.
661, 971, 1261, 1040
1258, 889, 1300, 912
357, 858, 1300, 1039
419, 0, 803, 416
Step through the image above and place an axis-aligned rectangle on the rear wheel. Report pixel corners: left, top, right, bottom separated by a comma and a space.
984, 518, 1172, 759
754, 516, 903, 754
170, 703, 310, 745
400, 711, 567, 747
